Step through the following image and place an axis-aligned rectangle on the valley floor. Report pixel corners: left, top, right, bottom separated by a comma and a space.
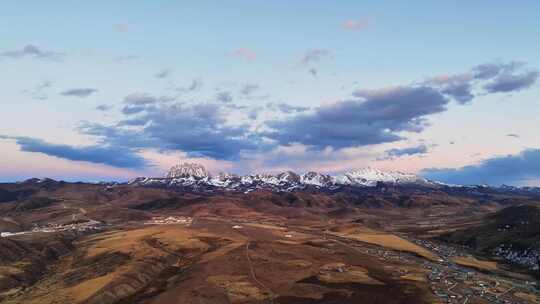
1, 181, 539, 303
1, 214, 538, 304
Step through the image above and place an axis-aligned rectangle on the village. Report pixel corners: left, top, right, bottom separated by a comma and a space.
144, 216, 193, 226
1, 219, 103, 238
342, 233, 538, 304
374, 235, 538, 304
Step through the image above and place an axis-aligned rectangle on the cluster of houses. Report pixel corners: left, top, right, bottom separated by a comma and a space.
144, 216, 193, 225
1, 220, 102, 238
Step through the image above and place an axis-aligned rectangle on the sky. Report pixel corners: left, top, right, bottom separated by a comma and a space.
1, 1, 539, 186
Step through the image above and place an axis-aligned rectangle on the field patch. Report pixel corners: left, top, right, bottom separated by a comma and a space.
207, 275, 271, 303
514, 291, 540, 303
317, 263, 384, 285
332, 229, 439, 261
451, 255, 498, 271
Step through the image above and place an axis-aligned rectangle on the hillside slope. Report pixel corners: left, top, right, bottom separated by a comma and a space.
440, 204, 540, 273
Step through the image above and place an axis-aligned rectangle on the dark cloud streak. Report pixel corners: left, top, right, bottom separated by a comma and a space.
1, 44, 64, 61
60, 88, 98, 98
300, 49, 332, 65
423, 149, 540, 185
155, 69, 172, 79
264, 86, 448, 149
426, 61, 538, 103
382, 145, 429, 159
82, 98, 260, 160
484, 70, 538, 93
1, 136, 147, 168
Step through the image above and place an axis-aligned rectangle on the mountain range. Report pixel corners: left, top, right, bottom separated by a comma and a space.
127, 163, 540, 196
128, 163, 438, 192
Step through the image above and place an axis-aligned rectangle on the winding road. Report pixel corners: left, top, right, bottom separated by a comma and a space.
243, 232, 275, 304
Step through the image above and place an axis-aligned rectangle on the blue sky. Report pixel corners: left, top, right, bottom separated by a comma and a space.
1, 1, 539, 185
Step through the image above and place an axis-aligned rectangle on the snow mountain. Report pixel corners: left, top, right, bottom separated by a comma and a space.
334, 167, 431, 187
166, 163, 209, 179
129, 163, 439, 192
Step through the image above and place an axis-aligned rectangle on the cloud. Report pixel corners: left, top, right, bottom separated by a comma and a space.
267, 103, 310, 114
124, 93, 162, 105
8, 60, 537, 171
343, 19, 369, 31
426, 61, 538, 103
422, 149, 540, 186
484, 70, 538, 93
264, 86, 449, 150
300, 49, 332, 65
427, 74, 474, 103
216, 91, 233, 103
60, 88, 98, 98
382, 144, 429, 159
80, 97, 261, 160
95, 104, 113, 111
0, 44, 64, 61
232, 48, 256, 61
1, 136, 147, 168
247, 108, 260, 120
265, 61, 537, 153
21, 80, 53, 100
120, 92, 172, 115
472, 62, 519, 79
169, 79, 204, 93
240, 84, 260, 96
188, 79, 203, 91
156, 69, 172, 79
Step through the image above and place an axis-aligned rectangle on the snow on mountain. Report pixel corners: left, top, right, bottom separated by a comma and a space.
300, 172, 334, 187
335, 167, 429, 187
277, 171, 301, 184
166, 163, 209, 179
208, 172, 241, 187
129, 163, 437, 192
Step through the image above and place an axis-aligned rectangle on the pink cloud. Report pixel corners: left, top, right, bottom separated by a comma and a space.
232, 48, 257, 61
343, 19, 369, 31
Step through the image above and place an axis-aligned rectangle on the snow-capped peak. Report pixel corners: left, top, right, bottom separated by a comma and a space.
166, 163, 210, 179
131, 164, 437, 192
335, 167, 427, 186
300, 171, 333, 187
277, 171, 301, 183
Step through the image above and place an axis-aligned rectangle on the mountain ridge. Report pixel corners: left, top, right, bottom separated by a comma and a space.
127, 163, 441, 192
13, 163, 540, 195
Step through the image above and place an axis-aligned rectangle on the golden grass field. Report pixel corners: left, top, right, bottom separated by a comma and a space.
317, 263, 384, 285
451, 256, 498, 271
331, 226, 439, 261
1, 224, 249, 304
514, 291, 540, 303
69, 226, 215, 303
83, 225, 211, 259
67, 272, 118, 303
207, 275, 269, 303
68, 224, 247, 302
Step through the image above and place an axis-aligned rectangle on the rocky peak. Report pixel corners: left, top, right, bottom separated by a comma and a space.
337, 167, 425, 186
131, 163, 439, 192
277, 171, 301, 183
166, 163, 210, 179
301, 172, 333, 187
